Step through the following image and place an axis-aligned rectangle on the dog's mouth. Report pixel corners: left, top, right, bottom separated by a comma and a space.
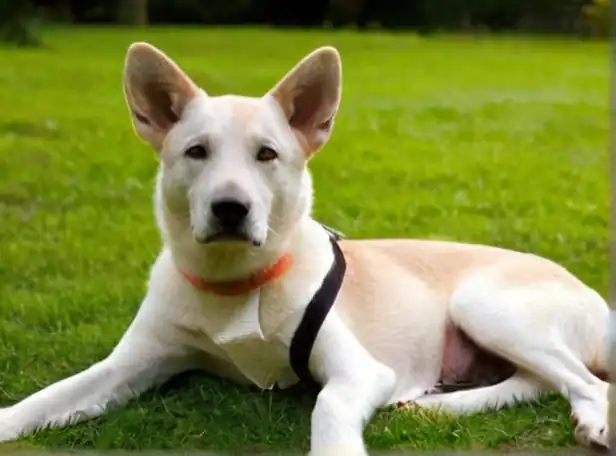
199, 231, 262, 247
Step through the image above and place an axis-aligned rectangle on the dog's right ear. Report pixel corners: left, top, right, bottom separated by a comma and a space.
123, 42, 200, 150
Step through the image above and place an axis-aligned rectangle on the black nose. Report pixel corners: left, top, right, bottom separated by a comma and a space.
211, 199, 250, 227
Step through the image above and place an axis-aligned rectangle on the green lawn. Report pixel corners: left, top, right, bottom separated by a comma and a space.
0, 27, 609, 452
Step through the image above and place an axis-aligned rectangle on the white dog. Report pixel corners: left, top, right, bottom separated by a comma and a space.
0, 43, 610, 455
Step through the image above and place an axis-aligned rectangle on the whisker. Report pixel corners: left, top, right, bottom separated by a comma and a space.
268, 226, 280, 237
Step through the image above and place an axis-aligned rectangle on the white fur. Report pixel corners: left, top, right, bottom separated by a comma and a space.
0, 43, 610, 455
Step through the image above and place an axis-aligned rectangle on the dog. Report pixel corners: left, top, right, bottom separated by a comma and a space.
0, 43, 610, 455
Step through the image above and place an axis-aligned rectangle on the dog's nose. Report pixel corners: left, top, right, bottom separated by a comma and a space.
211, 199, 250, 227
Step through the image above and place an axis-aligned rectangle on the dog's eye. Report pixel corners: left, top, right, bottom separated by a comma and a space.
256, 146, 278, 162
184, 145, 208, 160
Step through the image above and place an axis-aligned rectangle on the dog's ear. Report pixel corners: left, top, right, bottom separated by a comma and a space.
267, 46, 342, 156
123, 42, 200, 150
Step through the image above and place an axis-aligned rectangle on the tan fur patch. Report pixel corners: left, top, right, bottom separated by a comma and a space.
339, 238, 586, 301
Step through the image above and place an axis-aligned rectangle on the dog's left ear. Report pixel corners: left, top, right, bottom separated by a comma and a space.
123, 42, 200, 150
267, 46, 342, 156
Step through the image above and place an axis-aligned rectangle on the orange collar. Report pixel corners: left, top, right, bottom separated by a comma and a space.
179, 253, 294, 296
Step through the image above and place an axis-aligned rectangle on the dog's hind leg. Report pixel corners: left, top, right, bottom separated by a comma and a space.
0, 302, 200, 443
412, 372, 544, 413
415, 274, 610, 450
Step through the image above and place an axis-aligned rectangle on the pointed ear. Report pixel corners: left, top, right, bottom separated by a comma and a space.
267, 46, 342, 156
123, 42, 200, 150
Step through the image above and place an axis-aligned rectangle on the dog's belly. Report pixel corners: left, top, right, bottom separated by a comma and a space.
437, 322, 515, 391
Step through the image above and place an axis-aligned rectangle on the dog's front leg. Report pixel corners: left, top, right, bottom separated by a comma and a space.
308, 312, 396, 456
0, 296, 198, 443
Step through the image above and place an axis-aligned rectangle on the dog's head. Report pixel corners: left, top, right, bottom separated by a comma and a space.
123, 43, 342, 250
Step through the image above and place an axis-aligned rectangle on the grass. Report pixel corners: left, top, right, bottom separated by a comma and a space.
0, 26, 609, 452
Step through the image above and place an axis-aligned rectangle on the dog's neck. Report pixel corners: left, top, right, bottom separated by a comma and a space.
165, 217, 319, 288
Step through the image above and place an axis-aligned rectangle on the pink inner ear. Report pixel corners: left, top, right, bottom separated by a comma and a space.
132, 110, 151, 126
143, 81, 180, 129
318, 117, 333, 131
289, 83, 325, 130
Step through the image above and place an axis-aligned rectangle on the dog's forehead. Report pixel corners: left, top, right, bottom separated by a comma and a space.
169, 93, 289, 154
199, 95, 280, 133
208, 95, 262, 119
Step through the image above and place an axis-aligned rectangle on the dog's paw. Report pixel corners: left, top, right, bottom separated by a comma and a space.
309, 443, 369, 456
571, 412, 609, 451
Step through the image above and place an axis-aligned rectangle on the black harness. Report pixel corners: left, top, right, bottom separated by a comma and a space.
288, 224, 347, 387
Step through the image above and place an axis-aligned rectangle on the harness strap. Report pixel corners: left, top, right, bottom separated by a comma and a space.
289, 227, 347, 386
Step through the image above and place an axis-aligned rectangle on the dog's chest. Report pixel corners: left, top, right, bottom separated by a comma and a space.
180, 290, 301, 390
